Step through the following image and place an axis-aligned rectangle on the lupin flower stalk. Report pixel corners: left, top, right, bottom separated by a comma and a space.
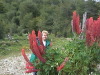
21, 49, 33, 66
28, 34, 37, 56
38, 31, 42, 45
28, 30, 46, 63
21, 49, 40, 73
57, 57, 69, 71
72, 11, 82, 35
32, 41, 46, 63
96, 17, 100, 45
38, 30, 45, 54
86, 17, 100, 46
86, 17, 95, 46
25, 69, 40, 73
25, 62, 34, 69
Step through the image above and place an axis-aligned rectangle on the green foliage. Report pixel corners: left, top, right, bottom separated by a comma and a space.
0, 2, 6, 13
0, 20, 5, 39
33, 37, 100, 75
62, 38, 100, 75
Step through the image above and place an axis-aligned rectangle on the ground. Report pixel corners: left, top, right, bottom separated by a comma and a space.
0, 54, 34, 75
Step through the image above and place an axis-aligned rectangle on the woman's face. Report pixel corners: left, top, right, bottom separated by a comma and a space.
42, 33, 48, 41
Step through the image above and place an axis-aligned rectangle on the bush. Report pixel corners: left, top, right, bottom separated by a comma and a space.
33, 37, 100, 75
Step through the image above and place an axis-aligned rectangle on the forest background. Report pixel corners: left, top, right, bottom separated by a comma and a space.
0, 0, 100, 39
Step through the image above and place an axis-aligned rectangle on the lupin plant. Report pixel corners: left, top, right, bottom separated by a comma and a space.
86, 17, 95, 46
21, 30, 46, 73
21, 30, 69, 73
86, 17, 100, 46
72, 11, 82, 35
28, 30, 46, 63
72, 11, 100, 46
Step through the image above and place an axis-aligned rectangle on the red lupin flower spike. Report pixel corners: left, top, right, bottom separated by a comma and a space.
57, 57, 69, 71
72, 11, 82, 35
21, 49, 33, 66
32, 41, 46, 63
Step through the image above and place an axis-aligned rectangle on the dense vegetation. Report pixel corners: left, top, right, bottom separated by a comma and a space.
0, 0, 100, 39
35, 37, 100, 75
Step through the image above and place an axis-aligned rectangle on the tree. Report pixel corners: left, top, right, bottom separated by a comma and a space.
0, 20, 4, 39
85, 0, 100, 19
19, 0, 40, 33
0, 1, 6, 39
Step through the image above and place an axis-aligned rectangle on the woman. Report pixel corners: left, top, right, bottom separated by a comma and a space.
42, 30, 51, 47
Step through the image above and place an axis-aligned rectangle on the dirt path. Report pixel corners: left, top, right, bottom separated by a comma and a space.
0, 54, 33, 75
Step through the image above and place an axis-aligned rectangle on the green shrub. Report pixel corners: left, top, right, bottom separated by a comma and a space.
33, 37, 100, 75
